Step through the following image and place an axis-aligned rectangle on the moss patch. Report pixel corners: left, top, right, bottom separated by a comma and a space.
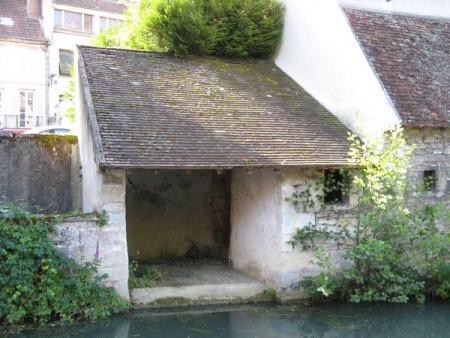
151, 297, 191, 306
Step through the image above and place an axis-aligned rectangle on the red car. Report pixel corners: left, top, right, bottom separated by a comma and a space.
0, 128, 27, 135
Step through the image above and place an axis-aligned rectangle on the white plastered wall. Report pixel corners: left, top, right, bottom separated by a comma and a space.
275, 0, 400, 138
76, 53, 129, 299
229, 169, 283, 288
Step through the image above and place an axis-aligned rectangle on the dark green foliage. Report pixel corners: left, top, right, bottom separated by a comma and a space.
95, 0, 284, 59
210, 0, 284, 58
146, 0, 218, 56
340, 238, 425, 303
0, 201, 128, 324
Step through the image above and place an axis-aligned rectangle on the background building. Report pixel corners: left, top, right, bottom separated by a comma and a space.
0, 0, 125, 131
0, 0, 47, 129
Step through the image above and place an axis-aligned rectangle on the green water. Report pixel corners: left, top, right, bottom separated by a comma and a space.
4, 301, 450, 337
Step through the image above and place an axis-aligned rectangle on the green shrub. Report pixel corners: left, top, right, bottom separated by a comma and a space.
94, 0, 284, 59
288, 125, 450, 303
0, 201, 128, 324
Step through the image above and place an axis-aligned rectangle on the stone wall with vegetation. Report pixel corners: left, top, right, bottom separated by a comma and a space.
405, 126, 450, 201
53, 214, 129, 300
0, 134, 81, 213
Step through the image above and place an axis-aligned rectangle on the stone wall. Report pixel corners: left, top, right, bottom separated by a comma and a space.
53, 213, 129, 299
275, 129, 450, 298
230, 168, 354, 300
0, 134, 81, 213
405, 126, 450, 201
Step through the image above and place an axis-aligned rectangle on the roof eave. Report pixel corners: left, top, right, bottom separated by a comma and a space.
0, 36, 48, 44
78, 46, 107, 167
98, 162, 354, 171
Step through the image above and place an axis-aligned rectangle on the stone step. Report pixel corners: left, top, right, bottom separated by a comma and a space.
131, 282, 269, 308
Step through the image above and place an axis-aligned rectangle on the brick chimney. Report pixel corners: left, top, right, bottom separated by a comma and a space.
27, 0, 42, 19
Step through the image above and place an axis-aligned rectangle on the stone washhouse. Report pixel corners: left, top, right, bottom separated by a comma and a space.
76, 45, 353, 301
74, 1, 450, 303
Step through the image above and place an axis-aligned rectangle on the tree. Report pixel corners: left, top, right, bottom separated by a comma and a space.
94, 0, 284, 59
61, 66, 75, 123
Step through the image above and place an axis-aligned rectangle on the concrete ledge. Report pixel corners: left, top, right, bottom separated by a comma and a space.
131, 282, 268, 308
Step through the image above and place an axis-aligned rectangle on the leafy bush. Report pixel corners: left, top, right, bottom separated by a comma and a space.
0, 201, 128, 324
94, 0, 284, 59
289, 125, 450, 303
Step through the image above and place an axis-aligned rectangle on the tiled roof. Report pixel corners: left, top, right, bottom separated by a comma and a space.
344, 8, 450, 127
55, 0, 126, 14
78, 46, 352, 169
0, 0, 46, 42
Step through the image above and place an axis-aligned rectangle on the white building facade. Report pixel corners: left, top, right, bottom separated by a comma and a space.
42, 0, 124, 126
0, 0, 47, 129
0, 0, 124, 131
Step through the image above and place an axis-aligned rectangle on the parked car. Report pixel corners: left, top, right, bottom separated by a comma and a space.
21, 126, 72, 135
0, 128, 27, 135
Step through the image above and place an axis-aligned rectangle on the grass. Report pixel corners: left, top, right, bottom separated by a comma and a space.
128, 260, 167, 289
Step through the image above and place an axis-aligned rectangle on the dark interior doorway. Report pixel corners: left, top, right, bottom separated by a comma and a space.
125, 169, 231, 262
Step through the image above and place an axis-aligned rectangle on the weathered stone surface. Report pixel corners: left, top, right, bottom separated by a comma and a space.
53, 216, 129, 300
0, 134, 81, 213
405, 127, 450, 200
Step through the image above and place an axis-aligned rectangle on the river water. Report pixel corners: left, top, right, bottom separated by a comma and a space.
4, 301, 450, 337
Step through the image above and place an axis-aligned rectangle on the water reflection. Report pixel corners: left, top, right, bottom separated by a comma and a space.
5, 301, 450, 337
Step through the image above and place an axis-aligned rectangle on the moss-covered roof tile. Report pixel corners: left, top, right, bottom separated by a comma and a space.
78, 46, 351, 169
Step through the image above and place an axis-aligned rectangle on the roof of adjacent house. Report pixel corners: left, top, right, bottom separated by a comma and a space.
0, 0, 46, 42
78, 46, 352, 170
55, 0, 126, 14
343, 8, 450, 127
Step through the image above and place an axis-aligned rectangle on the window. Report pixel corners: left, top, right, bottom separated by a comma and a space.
0, 89, 3, 127
324, 169, 350, 204
19, 90, 35, 128
54, 9, 93, 33
423, 170, 436, 191
59, 49, 74, 76
99, 17, 122, 31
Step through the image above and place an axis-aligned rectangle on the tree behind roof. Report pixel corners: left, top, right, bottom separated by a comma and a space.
94, 0, 284, 59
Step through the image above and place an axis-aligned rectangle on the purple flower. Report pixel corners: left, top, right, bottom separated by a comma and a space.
65, 247, 70, 258
95, 240, 100, 260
